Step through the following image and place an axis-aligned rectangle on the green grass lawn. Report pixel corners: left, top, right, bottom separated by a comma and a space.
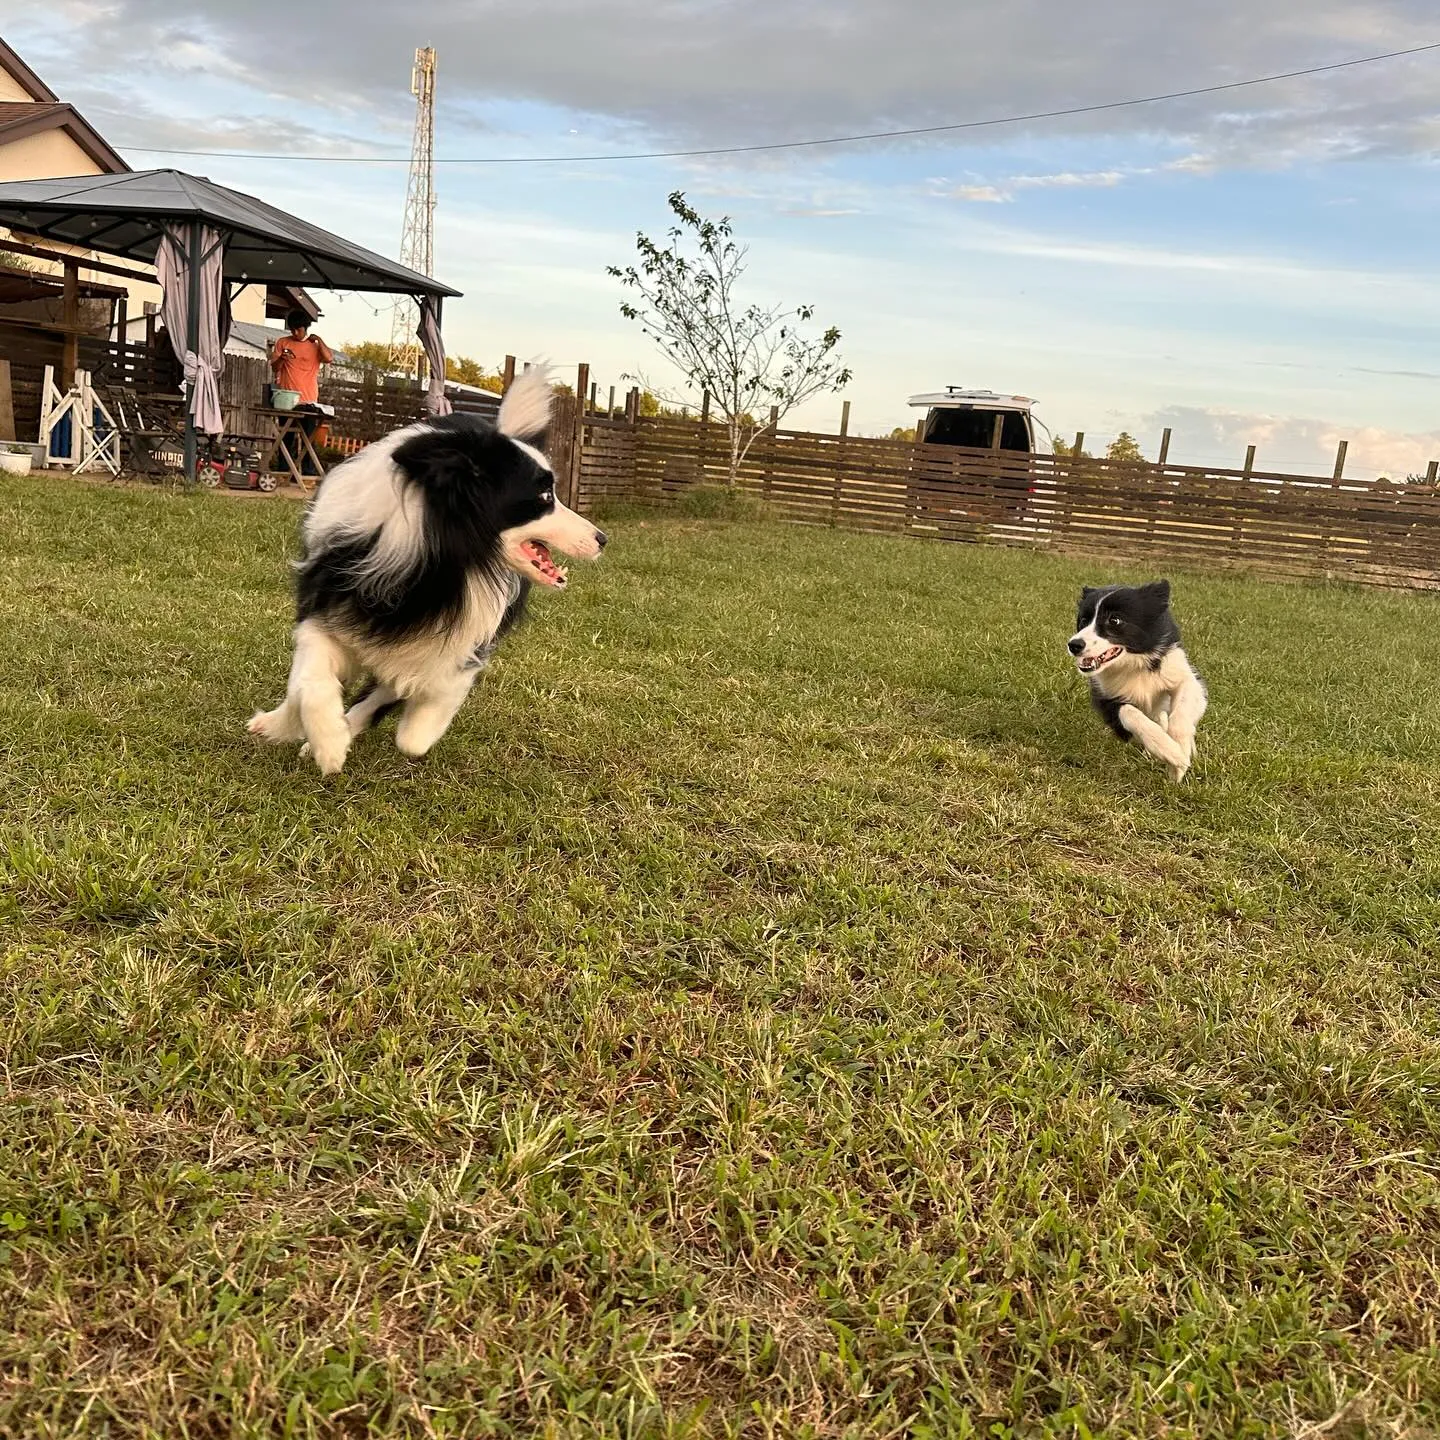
2, 473, 1439, 1439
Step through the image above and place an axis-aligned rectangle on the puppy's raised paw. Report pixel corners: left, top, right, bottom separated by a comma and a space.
248, 706, 303, 744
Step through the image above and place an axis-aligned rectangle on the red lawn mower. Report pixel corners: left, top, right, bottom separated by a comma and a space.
200, 442, 276, 492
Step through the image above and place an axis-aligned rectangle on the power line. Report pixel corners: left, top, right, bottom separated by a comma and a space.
117, 40, 1440, 167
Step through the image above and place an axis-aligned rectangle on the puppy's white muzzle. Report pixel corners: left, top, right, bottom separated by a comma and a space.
502, 502, 607, 588
1067, 623, 1122, 674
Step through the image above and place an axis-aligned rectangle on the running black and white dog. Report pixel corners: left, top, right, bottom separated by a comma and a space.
1068, 580, 1207, 782
247, 367, 606, 775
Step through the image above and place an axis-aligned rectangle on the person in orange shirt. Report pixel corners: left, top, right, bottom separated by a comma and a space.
270, 310, 334, 477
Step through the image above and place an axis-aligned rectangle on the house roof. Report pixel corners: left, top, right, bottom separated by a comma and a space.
0, 169, 461, 296
0, 101, 131, 176
0, 40, 130, 175
0, 37, 59, 102
224, 318, 349, 362
267, 283, 320, 322
224, 318, 279, 359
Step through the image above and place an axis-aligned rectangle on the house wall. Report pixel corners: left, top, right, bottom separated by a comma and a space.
0, 126, 98, 181
0, 71, 34, 102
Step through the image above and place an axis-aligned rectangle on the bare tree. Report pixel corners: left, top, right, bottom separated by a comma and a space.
608, 191, 851, 486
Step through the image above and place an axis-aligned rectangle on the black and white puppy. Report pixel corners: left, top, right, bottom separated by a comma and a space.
1068, 580, 1207, 782
247, 367, 605, 774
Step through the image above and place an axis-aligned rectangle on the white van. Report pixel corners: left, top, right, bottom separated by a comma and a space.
907, 388, 1045, 453
905, 388, 1052, 532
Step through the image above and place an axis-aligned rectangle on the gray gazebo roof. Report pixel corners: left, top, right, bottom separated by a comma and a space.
0, 168, 459, 297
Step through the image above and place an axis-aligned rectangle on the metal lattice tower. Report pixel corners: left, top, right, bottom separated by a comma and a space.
387, 46, 437, 375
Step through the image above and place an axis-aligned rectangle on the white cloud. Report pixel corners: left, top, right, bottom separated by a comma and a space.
944, 167, 1133, 202
1137, 405, 1440, 478
12, 0, 1440, 169
1012, 169, 1128, 189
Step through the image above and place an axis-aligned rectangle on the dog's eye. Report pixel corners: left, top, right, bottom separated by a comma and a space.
539, 490, 554, 504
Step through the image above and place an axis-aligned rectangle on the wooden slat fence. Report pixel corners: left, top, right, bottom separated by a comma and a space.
77, 338, 179, 391
565, 410, 1440, 590
0, 330, 177, 441
3, 328, 499, 455
218, 359, 500, 446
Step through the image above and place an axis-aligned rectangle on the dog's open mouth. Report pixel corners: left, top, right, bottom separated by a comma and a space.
1077, 645, 1123, 674
519, 539, 568, 588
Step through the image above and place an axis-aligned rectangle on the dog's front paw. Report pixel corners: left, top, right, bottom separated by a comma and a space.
306, 738, 350, 776
248, 706, 303, 744
1167, 759, 1190, 783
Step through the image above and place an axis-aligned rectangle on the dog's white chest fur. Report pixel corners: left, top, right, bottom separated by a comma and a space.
1088, 645, 1207, 782
1091, 646, 1194, 722
349, 573, 512, 696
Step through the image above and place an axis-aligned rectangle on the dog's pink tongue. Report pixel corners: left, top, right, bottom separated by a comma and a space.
522, 540, 566, 586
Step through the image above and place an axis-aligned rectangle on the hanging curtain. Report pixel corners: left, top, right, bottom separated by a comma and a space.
219, 281, 234, 352
157, 225, 226, 436
417, 295, 453, 417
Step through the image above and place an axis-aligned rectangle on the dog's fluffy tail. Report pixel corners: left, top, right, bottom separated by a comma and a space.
496, 363, 552, 441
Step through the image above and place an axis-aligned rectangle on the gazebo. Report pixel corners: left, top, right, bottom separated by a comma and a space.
0, 168, 461, 480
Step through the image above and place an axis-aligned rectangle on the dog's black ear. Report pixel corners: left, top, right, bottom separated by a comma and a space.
412, 446, 477, 489
1080, 585, 1101, 601
1138, 580, 1172, 605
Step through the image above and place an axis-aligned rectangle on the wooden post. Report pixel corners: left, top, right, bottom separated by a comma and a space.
1243, 444, 1256, 479
839, 400, 851, 437
990, 413, 1005, 450
1158, 428, 1171, 466
588, 381, 598, 413
765, 406, 779, 499
695, 391, 710, 486
1426, 460, 1438, 486
61, 258, 80, 391
1333, 440, 1348, 482
0, 358, 14, 442
362, 371, 377, 437
502, 355, 516, 393
570, 363, 589, 504
551, 390, 582, 509
607, 384, 615, 418
1073, 432, 1084, 458
547, 393, 574, 507
626, 387, 639, 424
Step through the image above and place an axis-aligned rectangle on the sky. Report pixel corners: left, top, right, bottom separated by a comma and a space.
5, 0, 1440, 476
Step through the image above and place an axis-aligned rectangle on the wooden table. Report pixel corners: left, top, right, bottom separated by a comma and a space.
254, 408, 328, 492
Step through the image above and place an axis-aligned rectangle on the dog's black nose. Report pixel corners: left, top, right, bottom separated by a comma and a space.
1067, 637, 1085, 655
594, 529, 608, 550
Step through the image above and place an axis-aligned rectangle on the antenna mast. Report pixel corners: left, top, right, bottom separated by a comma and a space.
388, 46, 437, 375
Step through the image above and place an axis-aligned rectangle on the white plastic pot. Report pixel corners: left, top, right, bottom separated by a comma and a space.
0, 451, 32, 476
